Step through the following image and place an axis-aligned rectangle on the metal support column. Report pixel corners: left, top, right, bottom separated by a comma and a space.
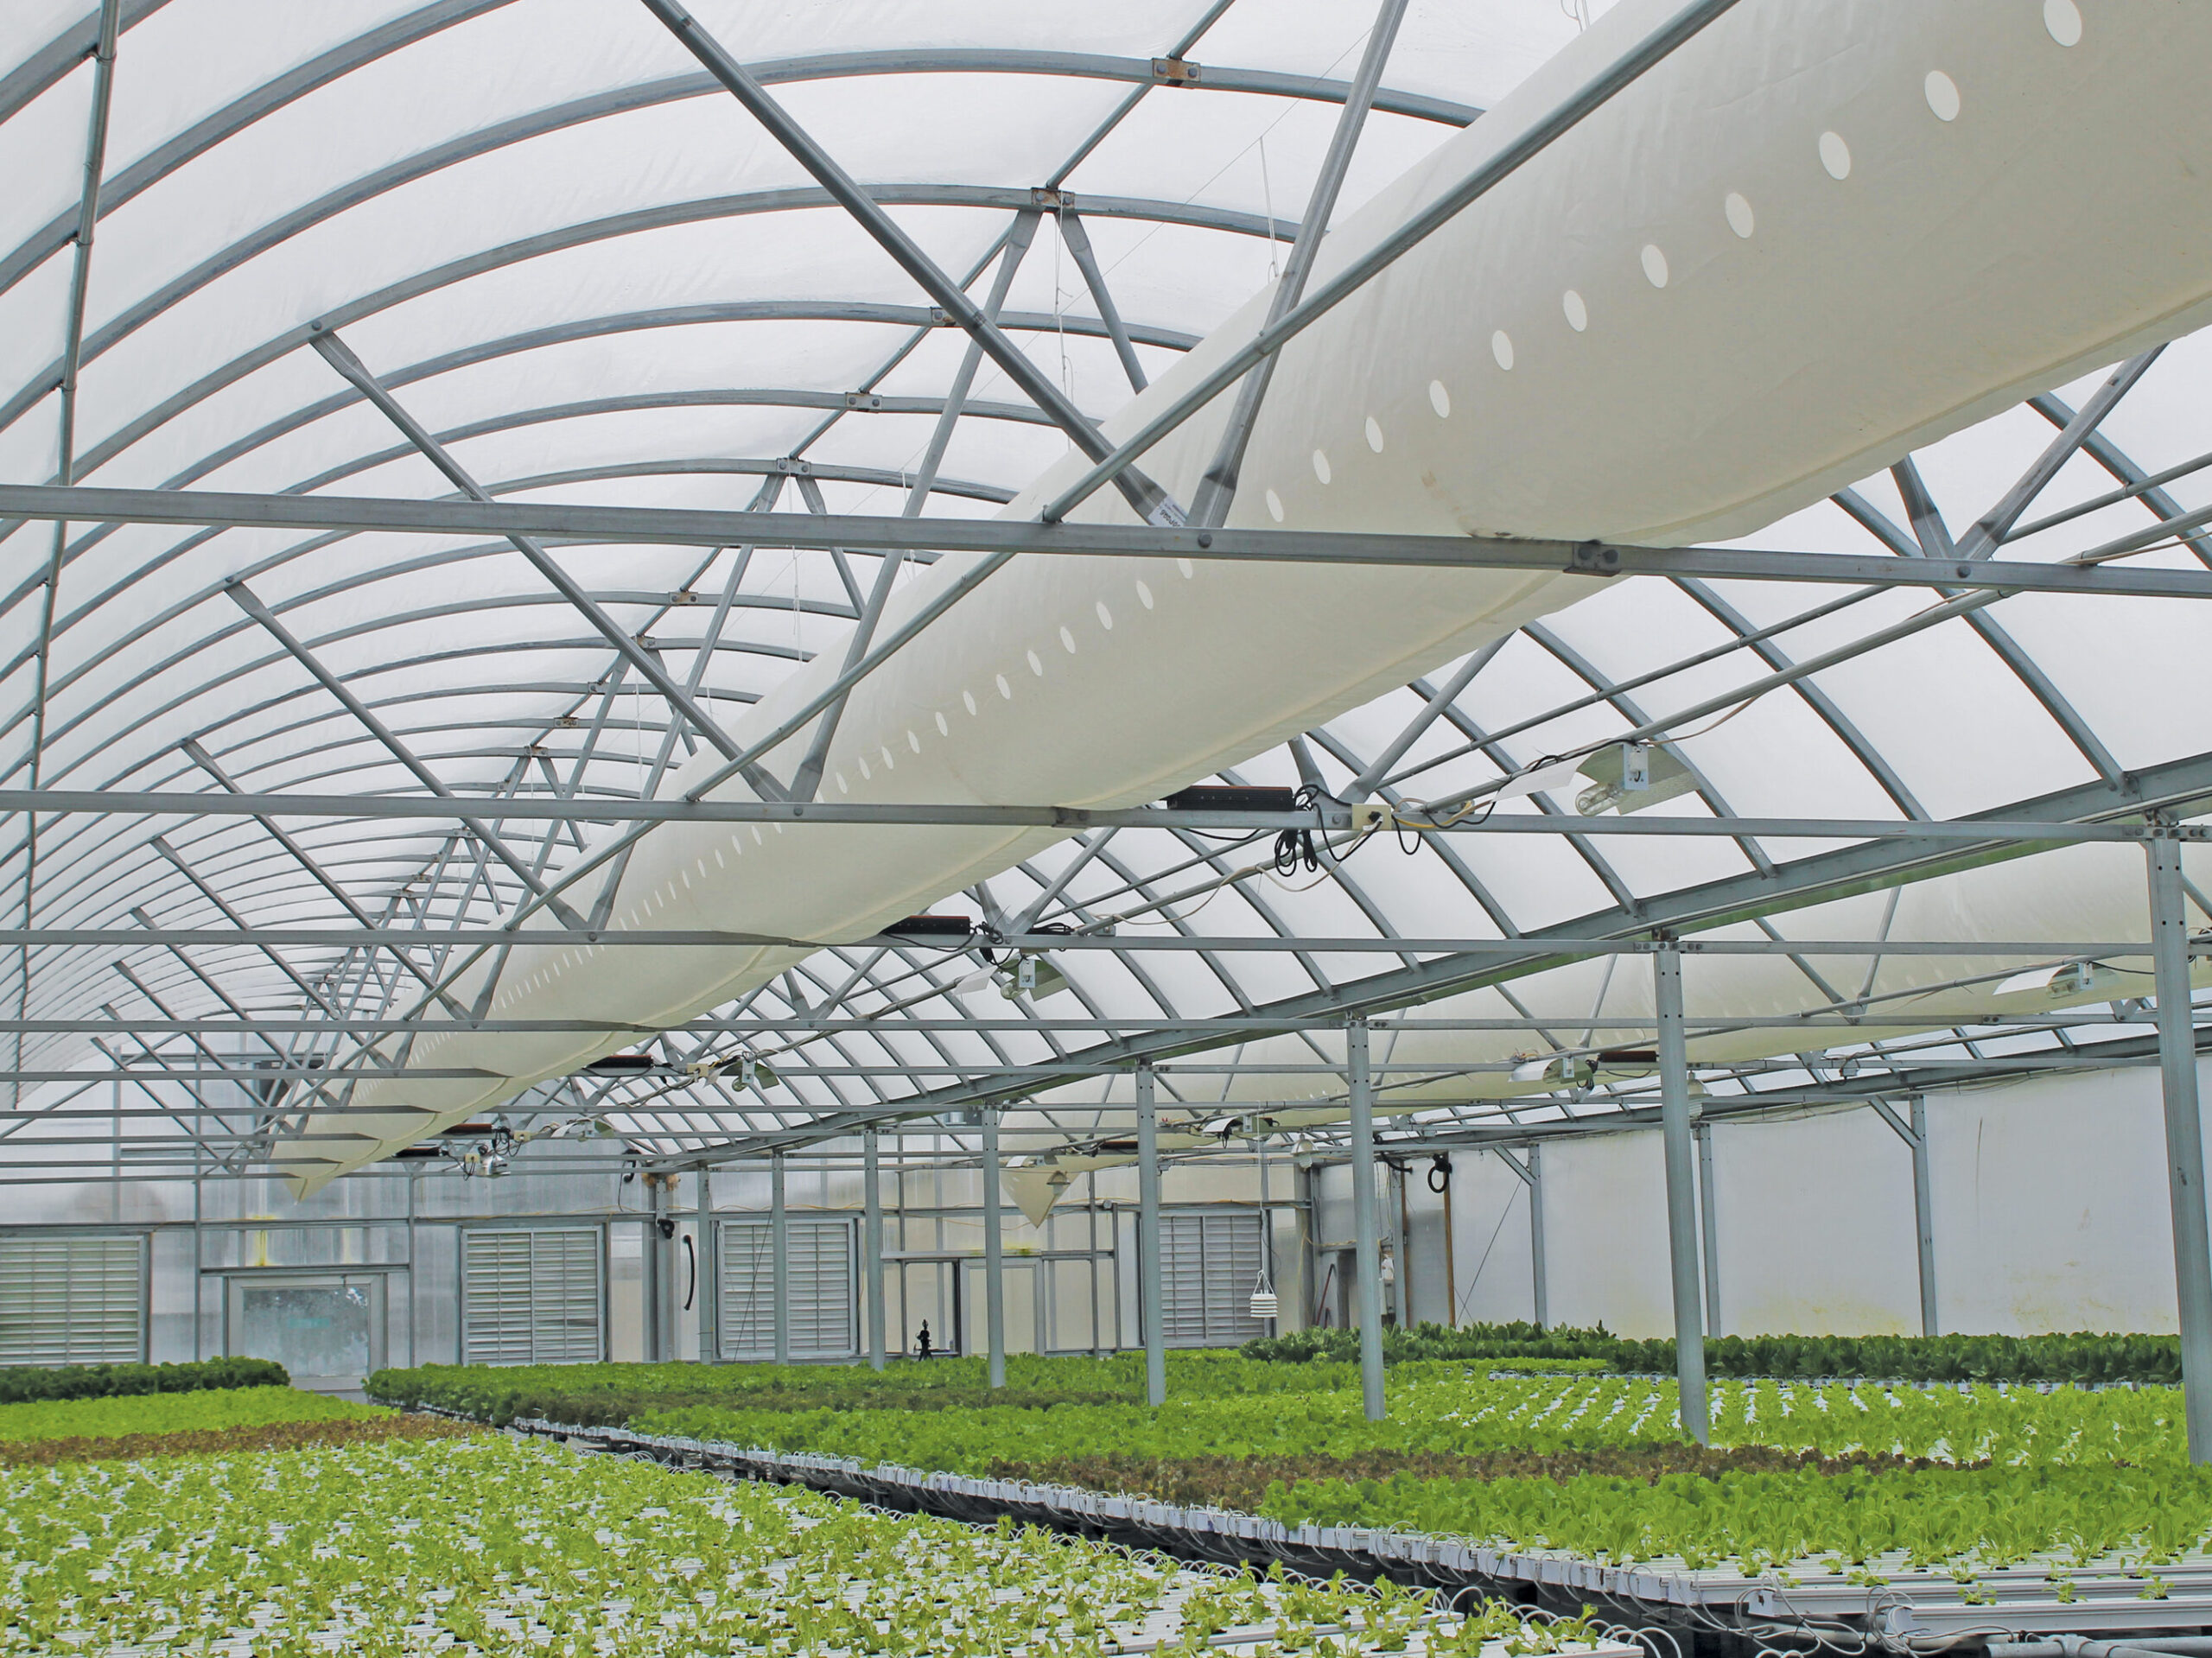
1910, 1097, 1938, 1337
1136, 1061, 1165, 1407
2150, 835, 2212, 1463
1389, 1159, 1410, 1325
1087, 1169, 1103, 1358
191, 1140, 204, 1362
1347, 1020, 1386, 1422
696, 1165, 717, 1364
649, 1177, 671, 1362
1655, 947, 1710, 1445
863, 1129, 887, 1371
405, 1166, 418, 1369
982, 1107, 1006, 1388
1695, 1122, 1722, 1337
771, 1153, 791, 1367
1527, 1145, 1548, 1329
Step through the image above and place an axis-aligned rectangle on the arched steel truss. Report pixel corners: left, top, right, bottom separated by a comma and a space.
0, 1, 2205, 1186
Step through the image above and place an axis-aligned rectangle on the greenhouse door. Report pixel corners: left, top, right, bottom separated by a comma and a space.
226, 1273, 387, 1391
461, 1229, 604, 1365
718, 1220, 856, 1360
0, 1236, 145, 1366
1160, 1213, 1268, 1348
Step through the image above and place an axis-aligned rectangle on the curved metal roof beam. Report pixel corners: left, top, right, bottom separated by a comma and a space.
7, 588, 807, 795
1671, 576, 1928, 821
7, 517, 830, 772
461, 457, 1007, 508
0, 0, 171, 126
0, 40, 1466, 308
169, 698, 695, 810
11, 472, 840, 696
68, 295, 1114, 529
273, 386, 1059, 502
10, 522, 772, 918
0, 177, 1253, 455
1834, 465, 2121, 786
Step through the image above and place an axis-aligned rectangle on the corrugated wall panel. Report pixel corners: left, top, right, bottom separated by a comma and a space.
461, 1229, 601, 1365
719, 1220, 855, 1359
0, 1237, 144, 1366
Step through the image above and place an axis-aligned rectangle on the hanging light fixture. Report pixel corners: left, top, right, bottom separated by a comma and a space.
1993, 961, 2124, 1001
1574, 741, 1700, 816
1001, 955, 1071, 1001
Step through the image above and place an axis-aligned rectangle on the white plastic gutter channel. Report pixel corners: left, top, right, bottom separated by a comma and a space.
501, 1419, 2212, 1645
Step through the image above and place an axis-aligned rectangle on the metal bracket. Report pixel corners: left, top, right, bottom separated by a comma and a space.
1868, 1096, 1924, 1152
845, 392, 886, 410
1567, 541, 1623, 577
1151, 56, 1201, 85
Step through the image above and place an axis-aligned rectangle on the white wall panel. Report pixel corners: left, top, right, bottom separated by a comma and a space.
1399, 1055, 2212, 1341
1927, 1068, 2190, 1337
1441, 1151, 1540, 1328
1706, 1109, 1921, 1337
1536, 1131, 1674, 1337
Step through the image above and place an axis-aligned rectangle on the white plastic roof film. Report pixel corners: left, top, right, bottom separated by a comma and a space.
0, 0, 2205, 1191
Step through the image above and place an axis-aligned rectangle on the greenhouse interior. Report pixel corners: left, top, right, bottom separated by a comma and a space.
1, 0, 2210, 1653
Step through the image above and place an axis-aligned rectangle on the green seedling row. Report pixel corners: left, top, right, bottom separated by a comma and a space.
626, 1371, 2187, 1473
0, 1433, 1610, 1656
0, 1384, 378, 1445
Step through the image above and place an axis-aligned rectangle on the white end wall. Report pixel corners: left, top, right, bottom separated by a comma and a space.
1375, 1052, 2212, 1338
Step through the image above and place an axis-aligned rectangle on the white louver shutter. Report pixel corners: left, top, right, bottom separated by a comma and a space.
461, 1229, 601, 1365
718, 1220, 855, 1360
0, 1236, 145, 1366
1159, 1214, 1268, 1349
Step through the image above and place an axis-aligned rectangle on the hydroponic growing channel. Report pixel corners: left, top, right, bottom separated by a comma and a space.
0, 1431, 1633, 1657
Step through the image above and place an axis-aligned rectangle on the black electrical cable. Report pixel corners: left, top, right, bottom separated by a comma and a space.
1273, 784, 1325, 874
1427, 1153, 1453, 1194
682, 1234, 696, 1311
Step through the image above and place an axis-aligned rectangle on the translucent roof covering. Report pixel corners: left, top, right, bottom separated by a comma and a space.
1, 0, 2207, 1182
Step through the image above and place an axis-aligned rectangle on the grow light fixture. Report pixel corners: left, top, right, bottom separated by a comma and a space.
955, 955, 1070, 1001
1510, 1053, 1591, 1086
1993, 961, 2122, 1000
1005, 956, 1070, 1001
1574, 742, 1699, 816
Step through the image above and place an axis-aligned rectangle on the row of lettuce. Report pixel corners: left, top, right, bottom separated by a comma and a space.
0, 1356, 286, 1404
1244, 1323, 2186, 1383
367, 1354, 2201, 1577
8, 1418, 1560, 1656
